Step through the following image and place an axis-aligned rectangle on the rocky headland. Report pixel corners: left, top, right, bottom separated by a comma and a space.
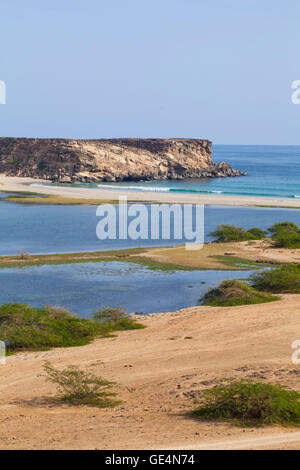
0, 138, 245, 183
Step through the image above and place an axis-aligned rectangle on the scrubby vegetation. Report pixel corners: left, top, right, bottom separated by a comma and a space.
93, 306, 145, 335
246, 228, 266, 239
202, 280, 278, 307
210, 224, 266, 242
193, 380, 300, 427
211, 221, 300, 247
251, 264, 300, 293
43, 361, 120, 407
0, 304, 144, 354
268, 222, 300, 248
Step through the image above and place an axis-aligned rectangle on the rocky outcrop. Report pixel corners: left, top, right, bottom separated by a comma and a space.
0, 138, 245, 183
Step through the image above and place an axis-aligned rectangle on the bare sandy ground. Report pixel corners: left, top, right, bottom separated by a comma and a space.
141, 239, 300, 269
1, 175, 300, 208
1, 295, 300, 450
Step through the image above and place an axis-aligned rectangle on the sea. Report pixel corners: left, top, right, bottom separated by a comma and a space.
32, 145, 300, 199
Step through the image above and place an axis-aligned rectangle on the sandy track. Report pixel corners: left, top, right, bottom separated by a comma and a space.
173, 432, 300, 450
1, 295, 300, 449
1, 175, 300, 208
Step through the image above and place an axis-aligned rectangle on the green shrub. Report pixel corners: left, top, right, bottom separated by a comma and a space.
93, 306, 128, 322
210, 225, 266, 243
202, 280, 278, 307
268, 222, 300, 248
0, 304, 100, 353
92, 307, 145, 334
246, 228, 266, 239
0, 304, 145, 354
273, 229, 300, 248
268, 221, 299, 234
210, 225, 252, 242
43, 361, 120, 407
251, 264, 300, 293
193, 380, 300, 427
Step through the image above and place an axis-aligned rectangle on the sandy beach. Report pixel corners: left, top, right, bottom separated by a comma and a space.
1, 175, 300, 208
1, 294, 300, 450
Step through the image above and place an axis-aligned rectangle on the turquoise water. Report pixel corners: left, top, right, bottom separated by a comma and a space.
37, 145, 300, 199
0, 261, 254, 316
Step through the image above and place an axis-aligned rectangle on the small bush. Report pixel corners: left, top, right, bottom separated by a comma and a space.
268, 222, 300, 248
210, 225, 266, 243
202, 280, 278, 307
251, 264, 300, 293
193, 380, 300, 427
268, 221, 299, 234
17, 249, 32, 260
93, 307, 145, 334
43, 361, 120, 407
246, 228, 266, 239
93, 306, 127, 322
272, 229, 300, 249
210, 225, 252, 242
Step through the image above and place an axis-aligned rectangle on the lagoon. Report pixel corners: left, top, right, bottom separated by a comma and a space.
0, 201, 299, 256
0, 261, 254, 316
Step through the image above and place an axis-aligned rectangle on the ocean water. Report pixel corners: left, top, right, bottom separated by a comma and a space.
0, 202, 299, 256
0, 261, 254, 316
37, 145, 300, 199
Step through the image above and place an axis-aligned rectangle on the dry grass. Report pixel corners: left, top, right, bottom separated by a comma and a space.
140, 243, 274, 270
2, 194, 154, 205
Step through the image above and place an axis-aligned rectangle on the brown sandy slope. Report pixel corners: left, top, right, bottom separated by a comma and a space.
1, 295, 300, 450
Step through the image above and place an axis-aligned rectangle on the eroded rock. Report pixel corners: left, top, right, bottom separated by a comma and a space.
0, 138, 246, 182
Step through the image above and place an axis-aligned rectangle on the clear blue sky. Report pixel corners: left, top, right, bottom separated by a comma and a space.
1, 0, 299, 144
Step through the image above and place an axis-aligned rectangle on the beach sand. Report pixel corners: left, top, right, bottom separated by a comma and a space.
1, 294, 300, 450
1, 175, 300, 207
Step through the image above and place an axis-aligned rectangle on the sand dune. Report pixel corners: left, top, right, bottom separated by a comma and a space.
1, 294, 300, 449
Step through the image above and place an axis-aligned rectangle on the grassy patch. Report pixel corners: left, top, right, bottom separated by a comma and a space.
0, 245, 276, 272
0, 304, 145, 354
202, 280, 279, 307
0, 190, 44, 196
0, 247, 196, 271
255, 205, 300, 210
251, 264, 300, 293
193, 380, 300, 427
43, 361, 121, 407
0, 190, 154, 205
136, 245, 272, 271
212, 255, 275, 269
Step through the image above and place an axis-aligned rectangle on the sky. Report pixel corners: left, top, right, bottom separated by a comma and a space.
0, 0, 300, 144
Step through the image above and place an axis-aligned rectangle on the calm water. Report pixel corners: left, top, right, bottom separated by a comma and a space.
0, 201, 299, 256
41, 145, 300, 199
1, 145, 297, 315
0, 261, 254, 316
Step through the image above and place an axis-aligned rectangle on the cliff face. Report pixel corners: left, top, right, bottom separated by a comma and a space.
0, 138, 245, 183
